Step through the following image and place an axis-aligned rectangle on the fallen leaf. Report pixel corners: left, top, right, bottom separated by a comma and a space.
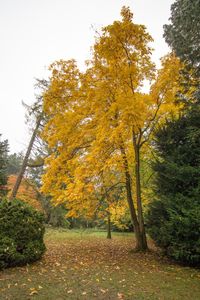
117, 292, 125, 299
29, 288, 38, 296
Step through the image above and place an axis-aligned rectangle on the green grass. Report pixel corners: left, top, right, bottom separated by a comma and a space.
0, 228, 200, 299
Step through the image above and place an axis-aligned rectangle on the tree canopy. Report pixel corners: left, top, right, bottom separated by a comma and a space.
41, 7, 183, 251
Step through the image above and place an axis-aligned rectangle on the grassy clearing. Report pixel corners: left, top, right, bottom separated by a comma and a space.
0, 228, 200, 299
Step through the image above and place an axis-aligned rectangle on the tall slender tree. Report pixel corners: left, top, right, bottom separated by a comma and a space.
9, 80, 48, 200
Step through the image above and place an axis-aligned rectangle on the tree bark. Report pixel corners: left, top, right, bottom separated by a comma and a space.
133, 136, 148, 250
9, 116, 42, 200
120, 143, 146, 251
107, 212, 112, 239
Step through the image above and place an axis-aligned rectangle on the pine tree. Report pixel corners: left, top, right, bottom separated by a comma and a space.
0, 135, 9, 198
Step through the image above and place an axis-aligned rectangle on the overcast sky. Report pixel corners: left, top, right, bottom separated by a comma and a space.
0, 0, 174, 153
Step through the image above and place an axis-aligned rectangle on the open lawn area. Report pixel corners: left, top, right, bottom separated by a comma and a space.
0, 228, 200, 300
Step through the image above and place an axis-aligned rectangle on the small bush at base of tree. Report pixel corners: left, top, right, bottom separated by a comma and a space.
0, 199, 46, 269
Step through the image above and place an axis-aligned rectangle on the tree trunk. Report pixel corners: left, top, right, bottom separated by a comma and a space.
9, 116, 42, 200
107, 213, 112, 239
133, 139, 148, 251
120, 143, 146, 251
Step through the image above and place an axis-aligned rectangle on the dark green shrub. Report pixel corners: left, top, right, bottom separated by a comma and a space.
0, 199, 46, 269
146, 196, 200, 265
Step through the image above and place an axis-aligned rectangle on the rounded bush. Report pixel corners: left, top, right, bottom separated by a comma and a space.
0, 199, 46, 269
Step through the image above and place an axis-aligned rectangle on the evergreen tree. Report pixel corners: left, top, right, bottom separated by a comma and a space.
0, 135, 9, 198
146, 106, 200, 264
6, 152, 23, 175
164, 0, 200, 77
147, 0, 200, 265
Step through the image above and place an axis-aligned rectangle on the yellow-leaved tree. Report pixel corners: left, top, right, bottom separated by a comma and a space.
41, 7, 182, 251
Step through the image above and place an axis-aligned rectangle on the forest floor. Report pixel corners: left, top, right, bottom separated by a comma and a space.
0, 228, 200, 300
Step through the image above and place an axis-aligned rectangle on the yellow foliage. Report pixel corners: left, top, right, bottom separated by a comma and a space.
41, 7, 183, 223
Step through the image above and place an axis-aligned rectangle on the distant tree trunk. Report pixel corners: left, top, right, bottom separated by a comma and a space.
9, 116, 42, 200
107, 212, 112, 239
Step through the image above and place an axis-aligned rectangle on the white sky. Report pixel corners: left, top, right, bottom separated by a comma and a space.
0, 0, 173, 154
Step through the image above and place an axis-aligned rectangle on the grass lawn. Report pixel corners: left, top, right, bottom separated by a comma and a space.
0, 228, 200, 299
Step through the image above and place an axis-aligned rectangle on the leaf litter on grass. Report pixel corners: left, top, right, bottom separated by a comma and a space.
0, 229, 200, 299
